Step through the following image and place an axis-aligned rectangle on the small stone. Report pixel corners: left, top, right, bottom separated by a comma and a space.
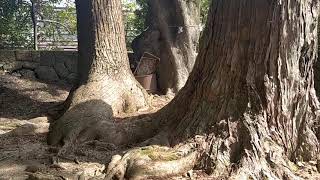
78, 173, 86, 180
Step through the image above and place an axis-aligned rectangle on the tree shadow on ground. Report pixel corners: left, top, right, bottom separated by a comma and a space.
9, 73, 71, 97
48, 99, 158, 156
0, 99, 112, 178
0, 86, 60, 120
0, 97, 193, 179
0, 74, 70, 120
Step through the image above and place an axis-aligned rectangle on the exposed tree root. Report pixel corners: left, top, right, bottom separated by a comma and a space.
101, 126, 316, 180
47, 0, 320, 179
47, 103, 320, 180
105, 145, 198, 180
69, 75, 149, 115
47, 100, 160, 155
48, 74, 152, 148
47, 95, 320, 179
47, 85, 79, 121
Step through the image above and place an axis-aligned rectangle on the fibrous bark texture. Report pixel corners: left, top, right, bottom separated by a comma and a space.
107, 0, 320, 179
132, 0, 201, 94
48, 0, 149, 145
50, 0, 320, 179
72, 0, 148, 113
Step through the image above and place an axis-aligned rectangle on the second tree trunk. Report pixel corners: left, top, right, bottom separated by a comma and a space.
132, 0, 201, 94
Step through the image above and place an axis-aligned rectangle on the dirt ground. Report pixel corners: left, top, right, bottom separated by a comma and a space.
0, 74, 189, 180
1, 73, 320, 179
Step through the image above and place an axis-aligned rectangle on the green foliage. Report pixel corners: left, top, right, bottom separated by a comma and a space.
38, 1, 77, 49
122, 0, 148, 50
135, 0, 148, 29
56, 7, 77, 33
0, 0, 76, 49
200, 0, 210, 25
0, 0, 33, 48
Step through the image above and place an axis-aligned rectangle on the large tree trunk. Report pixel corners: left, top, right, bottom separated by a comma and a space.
132, 0, 201, 94
47, 0, 149, 145
49, 0, 320, 179
106, 0, 320, 179
72, 0, 148, 113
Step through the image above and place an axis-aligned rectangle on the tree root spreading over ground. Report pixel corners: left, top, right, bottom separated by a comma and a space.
1, 74, 320, 179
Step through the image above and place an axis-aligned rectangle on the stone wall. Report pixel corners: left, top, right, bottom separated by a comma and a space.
0, 50, 78, 84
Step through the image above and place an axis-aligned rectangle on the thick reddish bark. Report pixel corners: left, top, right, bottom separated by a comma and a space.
160, 0, 320, 176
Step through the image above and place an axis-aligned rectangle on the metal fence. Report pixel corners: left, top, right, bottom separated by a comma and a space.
1, 4, 142, 51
